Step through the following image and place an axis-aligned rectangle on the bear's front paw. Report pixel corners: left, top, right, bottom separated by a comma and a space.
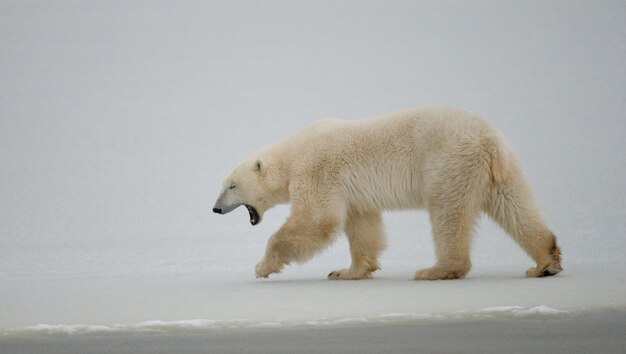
414, 266, 469, 280
327, 268, 372, 280
255, 259, 281, 279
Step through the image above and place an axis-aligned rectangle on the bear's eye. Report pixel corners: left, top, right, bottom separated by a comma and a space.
228, 183, 237, 190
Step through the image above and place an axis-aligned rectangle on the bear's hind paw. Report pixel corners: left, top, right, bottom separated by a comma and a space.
525, 264, 563, 278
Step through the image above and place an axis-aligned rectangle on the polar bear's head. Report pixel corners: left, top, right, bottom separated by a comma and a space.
213, 157, 287, 226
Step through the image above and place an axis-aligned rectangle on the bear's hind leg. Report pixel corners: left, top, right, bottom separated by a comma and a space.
414, 203, 478, 280
483, 179, 563, 278
328, 212, 386, 280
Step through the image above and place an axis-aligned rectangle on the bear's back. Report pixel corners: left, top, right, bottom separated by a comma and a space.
287, 106, 497, 212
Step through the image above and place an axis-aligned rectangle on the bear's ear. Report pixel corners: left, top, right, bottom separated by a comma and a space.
254, 159, 263, 173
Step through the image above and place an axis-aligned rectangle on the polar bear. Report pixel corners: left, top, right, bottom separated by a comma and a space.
213, 106, 562, 280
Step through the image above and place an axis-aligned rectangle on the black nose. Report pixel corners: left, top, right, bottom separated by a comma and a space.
213, 208, 222, 214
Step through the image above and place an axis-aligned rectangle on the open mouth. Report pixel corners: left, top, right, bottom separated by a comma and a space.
245, 204, 260, 226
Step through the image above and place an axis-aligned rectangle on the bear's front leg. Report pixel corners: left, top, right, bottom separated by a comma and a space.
255, 216, 342, 279
256, 231, 289, 278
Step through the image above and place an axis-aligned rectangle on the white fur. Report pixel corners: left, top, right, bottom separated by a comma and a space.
215, 105, 562, 280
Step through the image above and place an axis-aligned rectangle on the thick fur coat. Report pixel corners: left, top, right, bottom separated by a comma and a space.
213, 105, 562, 280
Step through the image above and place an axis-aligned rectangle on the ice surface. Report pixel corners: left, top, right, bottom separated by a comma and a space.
1, 0, 625, 337
2, 263, 625, 336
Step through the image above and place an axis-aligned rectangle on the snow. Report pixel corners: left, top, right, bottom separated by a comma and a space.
476, 306, 568, 318
1, 0, 625, 339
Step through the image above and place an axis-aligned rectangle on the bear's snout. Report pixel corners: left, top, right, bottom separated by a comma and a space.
213, 208, 223, 214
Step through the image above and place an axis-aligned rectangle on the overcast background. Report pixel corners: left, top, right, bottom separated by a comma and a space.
1, 0, 625, 319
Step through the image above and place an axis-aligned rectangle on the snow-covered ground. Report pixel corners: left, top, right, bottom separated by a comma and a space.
1, 0, 625, 342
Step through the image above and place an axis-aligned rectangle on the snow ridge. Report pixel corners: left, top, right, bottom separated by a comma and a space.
5, 305, 568, 337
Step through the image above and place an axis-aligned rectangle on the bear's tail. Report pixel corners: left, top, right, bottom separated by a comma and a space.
481, 135, 563, 277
